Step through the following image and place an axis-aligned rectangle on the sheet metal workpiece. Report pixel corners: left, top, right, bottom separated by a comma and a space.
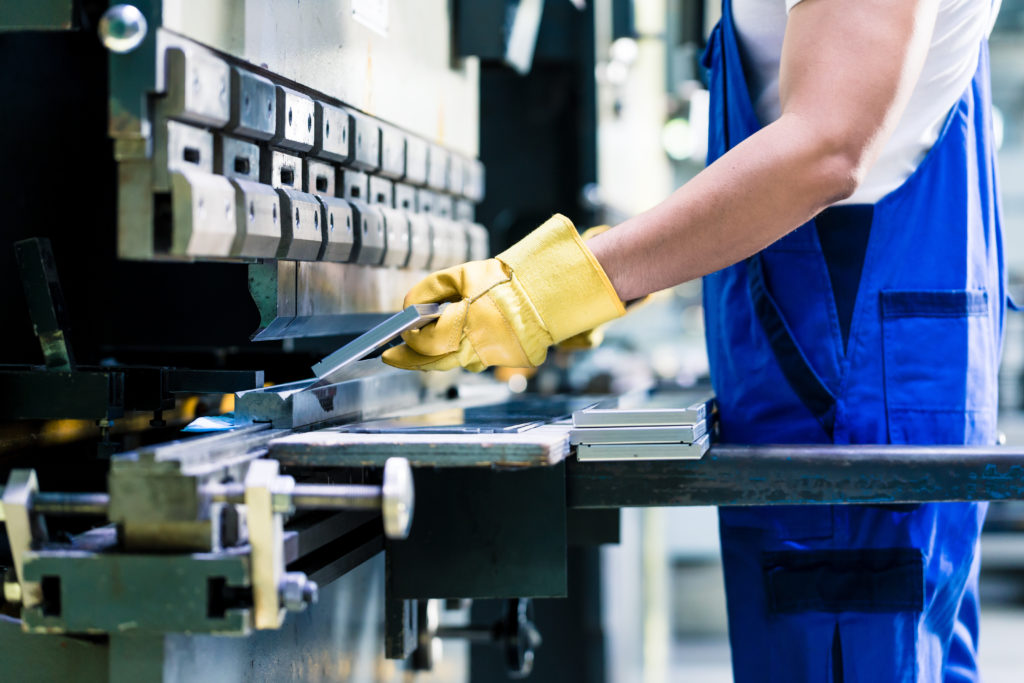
169, 168, 237, 258
406, 211, 433, 270
229, 67, 276, 140
348, 199, 387, 265
317, 195, 357, 262
234, 361, 424, 430
309, 306, 442, 388
275, 187, 324, 261
273, 85, 315, 152
229, 177, 282, 258
381, 208, 412, 267
313, 101, 353, 163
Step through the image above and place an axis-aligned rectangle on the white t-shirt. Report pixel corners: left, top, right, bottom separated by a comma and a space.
731, 0, 999, 204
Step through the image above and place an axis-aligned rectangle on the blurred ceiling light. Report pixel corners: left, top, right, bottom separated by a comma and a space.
661, 117, 694, 161
610, 36, 639, 65
992, 105, 1005, 151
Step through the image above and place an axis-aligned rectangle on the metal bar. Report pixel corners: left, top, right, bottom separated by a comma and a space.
567, 444, 1024, 509
13, 238, 75, 371
207, 483, 382, 509
34, 493, 110, 516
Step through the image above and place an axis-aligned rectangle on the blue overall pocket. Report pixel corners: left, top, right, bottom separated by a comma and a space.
880, 289, 996, 445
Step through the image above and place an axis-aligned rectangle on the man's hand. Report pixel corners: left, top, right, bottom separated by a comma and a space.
382, 215, 626, 372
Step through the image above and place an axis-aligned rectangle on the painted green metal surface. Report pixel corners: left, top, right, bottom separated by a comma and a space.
21, 550, 250, 635
0, 1, 74, 30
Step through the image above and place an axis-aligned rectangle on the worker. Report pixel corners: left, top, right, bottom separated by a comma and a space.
385, 0, 1003, 679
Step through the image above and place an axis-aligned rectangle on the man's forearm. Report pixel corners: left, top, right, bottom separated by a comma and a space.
587, 112, 860, 302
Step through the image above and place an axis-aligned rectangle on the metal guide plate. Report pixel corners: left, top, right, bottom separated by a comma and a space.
572, 395, 715, 427
575, 434, 711, 462
309, 304, 441, 388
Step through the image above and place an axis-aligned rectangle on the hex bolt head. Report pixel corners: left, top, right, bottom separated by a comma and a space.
279, 571, 318, 612
98, 5, 148, 53
381, 457, 414, 540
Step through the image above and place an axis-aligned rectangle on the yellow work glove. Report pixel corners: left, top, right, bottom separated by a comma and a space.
557, 224, 612, 350
382, 214, 625, 372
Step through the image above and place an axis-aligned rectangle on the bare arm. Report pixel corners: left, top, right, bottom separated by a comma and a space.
588, 0, 939, 302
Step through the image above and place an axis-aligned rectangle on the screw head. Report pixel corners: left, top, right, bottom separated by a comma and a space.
381, 457, 414, 539
98, 5, 148, 54
279, 572, 318, 612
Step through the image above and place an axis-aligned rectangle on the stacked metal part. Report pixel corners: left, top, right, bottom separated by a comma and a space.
570, 395, 715, 461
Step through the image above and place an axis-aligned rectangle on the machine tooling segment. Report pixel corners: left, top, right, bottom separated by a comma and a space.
309, 304, 441, 389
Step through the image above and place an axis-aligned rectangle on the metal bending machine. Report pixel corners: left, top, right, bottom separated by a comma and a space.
5, 3, 1024, 683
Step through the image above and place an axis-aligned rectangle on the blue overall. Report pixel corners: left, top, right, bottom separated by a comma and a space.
701, 0, 1006, 680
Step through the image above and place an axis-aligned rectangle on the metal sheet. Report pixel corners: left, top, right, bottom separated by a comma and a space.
234, 361, 424, 429
572, 395, 714, 427
570, 423, 707, 445
309, 305, 441, 387
575, 435, 711, 461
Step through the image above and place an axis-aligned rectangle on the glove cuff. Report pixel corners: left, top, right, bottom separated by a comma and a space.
497, 214, 626, 343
